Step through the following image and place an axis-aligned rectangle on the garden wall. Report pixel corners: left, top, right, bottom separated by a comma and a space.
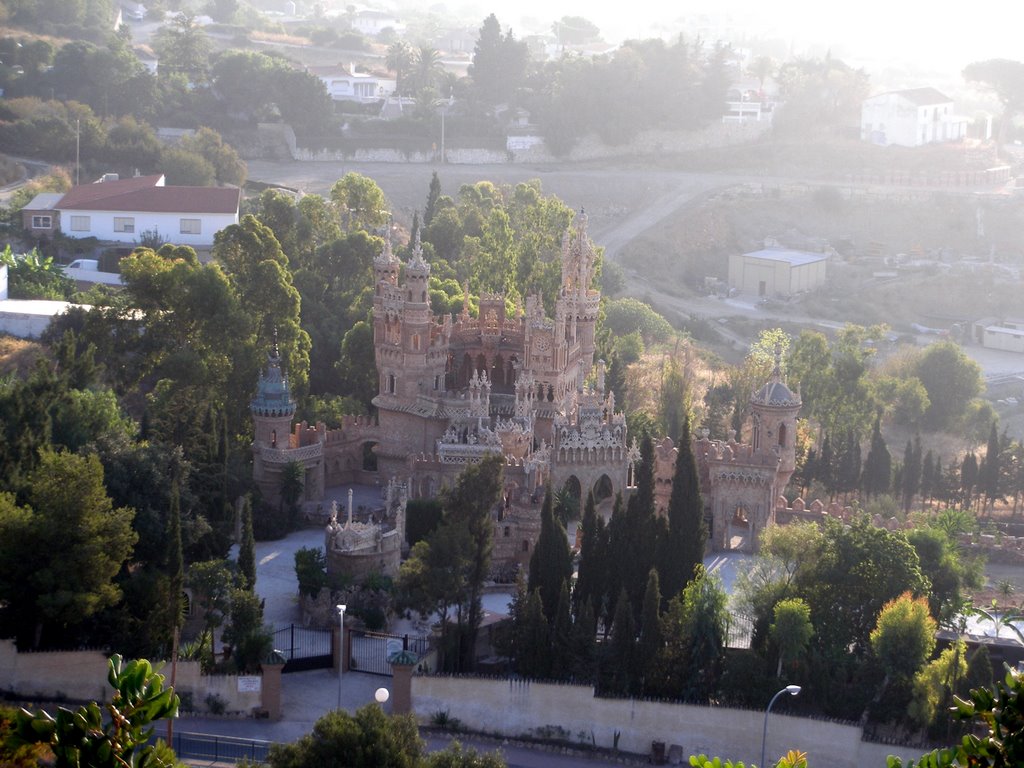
411, 675, 923, 768
0, 640, 266, 715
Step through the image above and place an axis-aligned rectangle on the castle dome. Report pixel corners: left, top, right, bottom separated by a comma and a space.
251, 347, 296, 418
750, 343, 801, 408
751, 379, 800, 408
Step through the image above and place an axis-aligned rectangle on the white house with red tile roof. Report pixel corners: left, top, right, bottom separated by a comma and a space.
23, 174, 240, 247
861, 87, 968, 147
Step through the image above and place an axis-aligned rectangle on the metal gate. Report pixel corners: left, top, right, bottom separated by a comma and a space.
348, 630, 430, 676
272, 624, 332, 673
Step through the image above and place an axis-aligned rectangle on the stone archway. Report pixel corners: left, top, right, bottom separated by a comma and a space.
727, 505, 751, 552
361, 441, 379, 472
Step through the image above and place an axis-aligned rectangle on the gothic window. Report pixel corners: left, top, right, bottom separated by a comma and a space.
504, 526, 510, 537
434, 374, 441, 390
778, 422, 787, 448
387, 373, 396, 393
412, 334, 421, 351
271, 429, 277, 448
522, 540, 530, 552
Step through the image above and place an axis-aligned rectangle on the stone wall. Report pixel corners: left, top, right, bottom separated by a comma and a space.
0, 640, 264, 715
410, 675, 923, 768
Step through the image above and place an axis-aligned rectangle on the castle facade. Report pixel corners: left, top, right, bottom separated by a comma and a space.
251, 212, 801, 557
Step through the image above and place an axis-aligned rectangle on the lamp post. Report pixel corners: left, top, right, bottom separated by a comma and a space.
375, 687, 390, 706
336, 604, 347, 710
761, 684, 800, 768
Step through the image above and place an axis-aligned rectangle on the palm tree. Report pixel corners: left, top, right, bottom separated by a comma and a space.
411, 45, 443, 97
385, 40, 413, 96
974, 598, 1024, 642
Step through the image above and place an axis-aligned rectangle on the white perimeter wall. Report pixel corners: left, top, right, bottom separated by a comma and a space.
412, 676, 924, 768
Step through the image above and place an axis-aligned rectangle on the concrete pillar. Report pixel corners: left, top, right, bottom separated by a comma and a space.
261, 663, 284, 720
391, 662, 415, 715
334, 624, 351, 673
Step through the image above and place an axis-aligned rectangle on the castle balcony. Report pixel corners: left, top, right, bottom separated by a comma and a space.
258, 441, 323, 465
436, 442, 504, 465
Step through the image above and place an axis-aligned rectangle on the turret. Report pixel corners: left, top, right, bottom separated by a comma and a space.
749, 344, 802, 489
251, 344, 295, 449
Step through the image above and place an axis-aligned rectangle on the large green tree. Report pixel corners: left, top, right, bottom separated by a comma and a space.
0, 450, 136, 647
527, 486, 572, 627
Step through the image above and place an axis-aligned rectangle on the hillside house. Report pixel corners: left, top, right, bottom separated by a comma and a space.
22, 174, 240, 247
861, 88, 968, 147
307, 63, 395, 103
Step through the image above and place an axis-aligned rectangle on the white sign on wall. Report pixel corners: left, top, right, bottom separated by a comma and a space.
237, 676, 262, 693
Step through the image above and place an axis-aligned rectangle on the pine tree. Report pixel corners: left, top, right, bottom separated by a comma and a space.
238, 496, 256, 591
424, 171, 441, 226
659, 416, 705, 605
527, 485, 572, 626
861, 416, 891, 498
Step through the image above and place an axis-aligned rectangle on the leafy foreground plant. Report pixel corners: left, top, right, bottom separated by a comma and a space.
8, 654, 180, 768
689, 749, 808, 768
888, 666, 1024, 768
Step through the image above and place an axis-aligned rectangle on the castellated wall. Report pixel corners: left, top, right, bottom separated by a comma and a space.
411, 675, 923, 768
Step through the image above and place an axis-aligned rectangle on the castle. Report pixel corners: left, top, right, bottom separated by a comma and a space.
251, 211, 802, 558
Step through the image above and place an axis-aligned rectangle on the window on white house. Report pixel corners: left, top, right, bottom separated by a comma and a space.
179, 218, 201, 235
113, 217, 135, 233
69, 215, 90, 231
31, 215, 52, 229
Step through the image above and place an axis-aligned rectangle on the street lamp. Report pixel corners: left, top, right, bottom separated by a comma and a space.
761, 684, 800, 768
336, 604, 347, 710
375, 687, 390, 705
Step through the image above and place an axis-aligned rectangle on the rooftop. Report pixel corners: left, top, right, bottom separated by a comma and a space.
57, 175, 240, 214
742, 248, 830, 266
869, 87, 952, 106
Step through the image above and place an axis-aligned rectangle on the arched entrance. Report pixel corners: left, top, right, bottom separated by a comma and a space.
361, 441, 379, 472
728, 505, 750, 551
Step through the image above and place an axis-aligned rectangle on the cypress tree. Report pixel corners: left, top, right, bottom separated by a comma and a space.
166, 480, 185, 632
527, 485, 572, 626
569, 600, 597, 682
573, 490, 602, 622
903, 435, 922, 513
982, 421, 1001, 513
550, 580, 573, 680
638, 569, 663, 688
603, 492, 625, 637
961, 452, 978, 510
861, 416, 891, 498
238, 496, 256, 591
518, 590, 550, 679
604, 589, 637, 695
659, 416, 705, 604
424, 170, 441, 226
921, 450, 935, 508
819, 434, 835, 498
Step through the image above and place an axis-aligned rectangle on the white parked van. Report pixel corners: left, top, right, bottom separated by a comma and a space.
67, 259, 99, 270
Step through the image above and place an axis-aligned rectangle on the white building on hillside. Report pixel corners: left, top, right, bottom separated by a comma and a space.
861, 88, 968, 147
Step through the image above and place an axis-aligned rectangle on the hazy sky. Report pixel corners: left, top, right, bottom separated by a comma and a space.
454, 1, 1017, 75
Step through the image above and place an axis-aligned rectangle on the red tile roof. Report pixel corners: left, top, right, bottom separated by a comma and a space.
58, 175, 240, 215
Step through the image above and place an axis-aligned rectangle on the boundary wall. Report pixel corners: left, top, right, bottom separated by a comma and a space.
411, 675, 924, 768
